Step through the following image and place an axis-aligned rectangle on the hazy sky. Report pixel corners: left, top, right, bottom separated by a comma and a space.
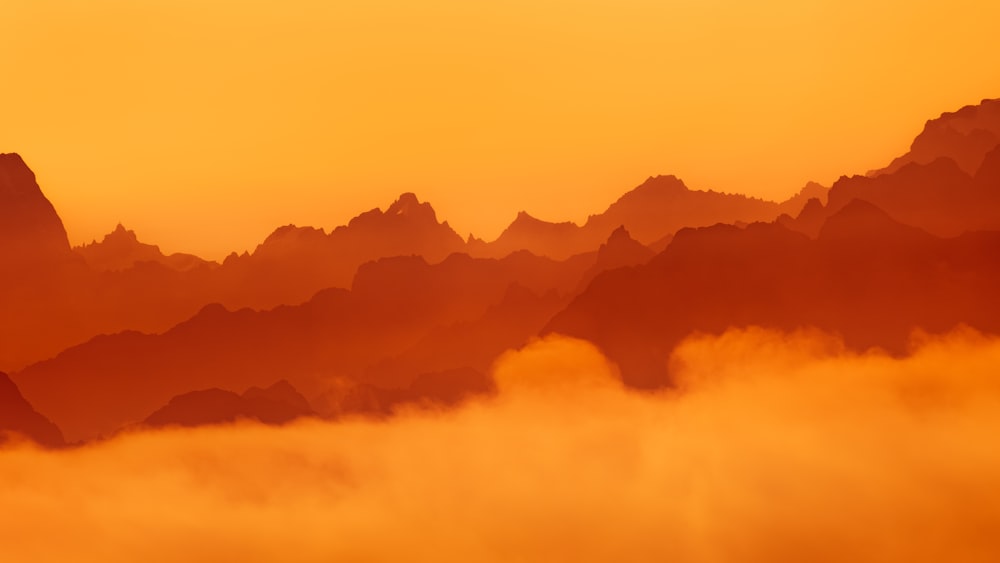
3, 0, 999, 259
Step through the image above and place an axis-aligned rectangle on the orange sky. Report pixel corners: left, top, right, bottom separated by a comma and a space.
3, 0, 999, 259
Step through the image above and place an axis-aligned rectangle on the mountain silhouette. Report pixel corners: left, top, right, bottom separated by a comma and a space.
872, 98, 1000, 177
142, 380, 313, 429
545, 201, 1000, 388
779, 149, 1000, 240
5, 97, 1000, 439
976, 144, 1000, 189
0, 190, 467, 372
360, 283, 570, 390
0, 154, 94, 372
76, 223, 215, 272
473, 175, 820, 260
12, 249, 597, 441
322, 367, 494, 417
0, 372, 65, 447
576, 226, 655, 290
776, 196, 827, 238
471, 211, 585, 260
218, 192, 467, 308
0, 155, 837, 374
0, 153, 75, 266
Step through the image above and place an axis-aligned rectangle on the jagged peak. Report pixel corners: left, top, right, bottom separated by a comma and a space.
102, 223, 138, 244
798, 197, 825, 218
634, 174, 688, 193
600, 224, 652, 256
608, 225, 631, 241
386, 192, 436, 220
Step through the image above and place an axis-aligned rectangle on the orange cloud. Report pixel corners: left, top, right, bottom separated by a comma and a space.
1, 329, 999, 561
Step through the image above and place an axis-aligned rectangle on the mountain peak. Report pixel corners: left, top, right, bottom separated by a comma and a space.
105, 223, 138, 243
634, 175, 688, 195
0, 153, 38, 197
873, 97, 1000, 176
386, 192, 436, 221
598, 225, 652, 262
0, 153, 72, 262
818, 199, 932, 244
607, 224, 631, 242
514, 210, 538, 223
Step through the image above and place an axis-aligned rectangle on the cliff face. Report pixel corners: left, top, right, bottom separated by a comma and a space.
0, 153, 73, 266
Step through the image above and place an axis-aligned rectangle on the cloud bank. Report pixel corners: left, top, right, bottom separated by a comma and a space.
2, 328, 999, 562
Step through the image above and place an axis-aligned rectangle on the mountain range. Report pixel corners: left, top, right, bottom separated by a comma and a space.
1, 98, 998, 445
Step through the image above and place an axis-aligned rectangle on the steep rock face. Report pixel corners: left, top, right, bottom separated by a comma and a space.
0, 372, 65, 447
0, 153, 72, 265
873, 98, 1000, 176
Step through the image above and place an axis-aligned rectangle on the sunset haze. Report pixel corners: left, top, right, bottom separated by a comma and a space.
3, 0, 999, 258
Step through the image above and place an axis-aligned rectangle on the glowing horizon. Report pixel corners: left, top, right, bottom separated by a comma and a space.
3, 0, 999, 259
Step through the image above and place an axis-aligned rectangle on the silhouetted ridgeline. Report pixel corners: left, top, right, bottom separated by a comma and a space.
2, 97, 999, 445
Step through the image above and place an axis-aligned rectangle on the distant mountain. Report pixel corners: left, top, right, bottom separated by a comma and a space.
0, 154, 93, 372
321, 367, 494, 418
12, 248, 597, 441
545, 200, 1000, 388
217, 192, 467, 308
0, 153, 75, 266
871, 98, 1000, 177
780, 146, 1000, 239
977, 144, 1000, 188
358, 227, 663, 391
473, 175, 821, 260
142, 380, 313, 429
0, 372, 64, 447
361, 283, 571, 390
6, 96, 1000, 432
75, 224, 215, 272
0, 188, 469, 372
469, 211, 585, 261
576, 226, 654, 290
585, 175, 777, 243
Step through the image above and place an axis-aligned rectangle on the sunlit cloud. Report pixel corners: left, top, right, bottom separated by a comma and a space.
2, 329, 999, 561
